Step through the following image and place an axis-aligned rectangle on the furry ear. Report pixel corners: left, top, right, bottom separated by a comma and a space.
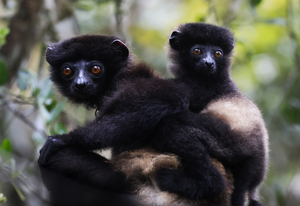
169, 30, 182, 50
111, 39, 129, 60
45, 46, 54, 57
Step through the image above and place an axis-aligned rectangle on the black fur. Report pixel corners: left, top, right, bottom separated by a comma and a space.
47, 35, 131, 108
39, 34, 233, 204
168, 23, 268, 206
39, 148, 141, 206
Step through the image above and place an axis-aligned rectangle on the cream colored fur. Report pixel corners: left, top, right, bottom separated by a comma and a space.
201, 95, 269, 161
112, 149, 233, 206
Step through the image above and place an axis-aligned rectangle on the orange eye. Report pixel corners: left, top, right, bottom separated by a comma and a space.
193, 48, 201, 55
91, 65, 102, 74
214, 50, 222, 58
63, 67, 72, 76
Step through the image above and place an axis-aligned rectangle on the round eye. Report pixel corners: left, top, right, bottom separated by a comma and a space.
193, 48, 201, 55
91, 65, 102, 74
214, 50, 222, 58
63, 67, 72, 76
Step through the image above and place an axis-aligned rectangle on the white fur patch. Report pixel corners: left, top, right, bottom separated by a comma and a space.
201, 96, 262, 133
201, 96, 269, 154
136, 183, 200, 206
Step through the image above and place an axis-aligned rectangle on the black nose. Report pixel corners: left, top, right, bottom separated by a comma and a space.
205, 61, 214, 68
75, 83, 86, 90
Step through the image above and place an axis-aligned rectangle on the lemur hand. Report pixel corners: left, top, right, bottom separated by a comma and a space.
38, 136, 65, 165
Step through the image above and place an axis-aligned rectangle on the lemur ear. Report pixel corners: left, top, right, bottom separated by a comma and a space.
111, 39, 129, 59
45, 47, 53, 57
169, 30, 182, 50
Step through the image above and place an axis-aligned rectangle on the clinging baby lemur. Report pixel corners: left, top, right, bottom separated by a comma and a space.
168, 22, 269, 206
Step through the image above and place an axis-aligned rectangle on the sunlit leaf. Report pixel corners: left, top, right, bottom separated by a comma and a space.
0, 28, 10, 46
0, 61, 8, 85
130, 26, 166, 49
1, 139, 12, 153
0, 139, 12, 162
196, 16, 206, 22
0, 193, 7, 204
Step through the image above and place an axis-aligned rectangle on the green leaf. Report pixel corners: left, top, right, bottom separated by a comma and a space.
275, 187, 285, 206
38, 95, 66, 123
0, 139, 13, 161
250, 0, 263, 7
44, 97, 57, 112
1, 139, 12, 153
17, 70, 32, 91
32, 88, 41, 97
47, 102, 66, 123
0, 193, 7, 204
0, 28, 10, 46
50, 122, 68, 135
55, 123, 67, 134
0, 61, 8, 85
196, 16, 206, 22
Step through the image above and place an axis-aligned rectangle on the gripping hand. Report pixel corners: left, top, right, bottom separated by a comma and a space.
38, 136, 65, 165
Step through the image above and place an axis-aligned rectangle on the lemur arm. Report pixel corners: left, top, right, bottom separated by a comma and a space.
38, 78, 189, 165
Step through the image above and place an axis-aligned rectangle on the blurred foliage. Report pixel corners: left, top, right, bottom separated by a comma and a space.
0, 0, 299, 205
0, 28, 9, 47
0, 139, 12, 162
0, 193, 7, 204
0, 61, 8, 86
0, 28, 9, 86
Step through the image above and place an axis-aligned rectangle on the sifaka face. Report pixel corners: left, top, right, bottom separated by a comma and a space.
168, 23, 234, 78
189, 44, 223, 74
45, 36, 130, 108
59, 60, 106, 100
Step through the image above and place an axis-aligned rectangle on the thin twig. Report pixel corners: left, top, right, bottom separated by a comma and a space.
0, 164, 51, 204
0, 94, 46, 137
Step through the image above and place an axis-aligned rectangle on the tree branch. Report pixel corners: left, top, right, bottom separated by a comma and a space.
0, 94, 46, 137
0, 0, 43, 87
114, 0, 124, 38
